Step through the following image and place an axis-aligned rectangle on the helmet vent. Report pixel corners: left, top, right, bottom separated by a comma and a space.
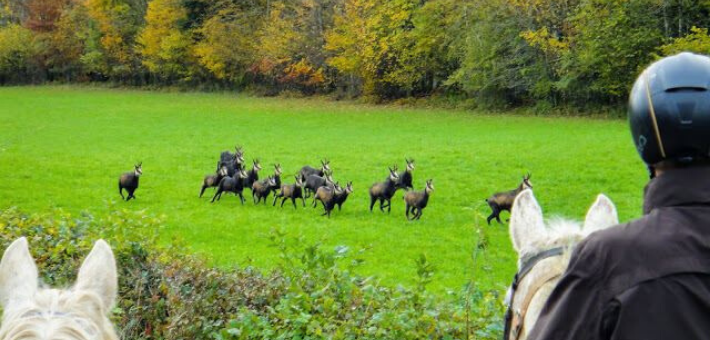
666, 87, 707, 93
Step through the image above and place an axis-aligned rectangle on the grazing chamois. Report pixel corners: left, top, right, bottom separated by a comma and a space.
404, 179, 434, 220
486, 173, 533, 225
200, 163, 229, 198
273, 175, 306, 208
119, 162, 142, 201
299, 159, 331, 182
244, 159, 262, 191
334, 181, 353, 211
369, 166, 400, 213
304, 171, 334, 198
313, 182, 344, 218
211, 168, 248, 204
270, 163, 283, 194
252, 176, 277, 204
396, 158, 415, 191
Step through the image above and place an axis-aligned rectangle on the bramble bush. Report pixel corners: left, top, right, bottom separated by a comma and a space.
0, 207, 503, 339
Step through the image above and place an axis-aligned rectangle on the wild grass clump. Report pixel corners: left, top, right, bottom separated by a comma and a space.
0, 208, 503, 339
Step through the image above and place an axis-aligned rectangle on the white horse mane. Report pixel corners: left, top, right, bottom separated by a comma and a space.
0, 238, 119, 340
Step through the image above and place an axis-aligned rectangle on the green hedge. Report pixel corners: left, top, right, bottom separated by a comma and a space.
0, 207, 502, 339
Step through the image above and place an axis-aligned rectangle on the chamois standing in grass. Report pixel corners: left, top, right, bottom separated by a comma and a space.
369, 166, 400, 213
273, 175, 306, 208
270, 163, 283, 194
299, 159, 331, 182
244, 159, 262, 191
200, 163, 229, 198
252, 176, 277, 204
334, 181, 353, 211
118, 162, 142, 201
220, 146, 245, 177
404, 179, 434, 220
396, 158, 415, 191
485, 173, 533, 225
304, 171, 334, 198
313, 182, 344, 218
211, 168, 248, 204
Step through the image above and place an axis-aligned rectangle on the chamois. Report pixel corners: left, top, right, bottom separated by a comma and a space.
118, 162, 142, 201
404, 179, 434, 220
211, 168, 248, 204
313, 182, 344, 218
304, 171, 334, 198
220, 145, 243, 165
485, 173, 533, 225
369, 166, 400, 213
252, 176, 277, 204
270, 163, 283, 194
396, 158, 415, 191
273, 175, 306, 208
244, 159, 262, 191
200, 163, 229, 198
299, 159, 331, 182
221, 146, 245, 176
334, 181, 353, 211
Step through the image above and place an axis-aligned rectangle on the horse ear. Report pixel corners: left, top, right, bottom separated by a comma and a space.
0, 238, 38, 309
583, 194, 618, 235
76, 240, 117, 312
509, 190, 545, 254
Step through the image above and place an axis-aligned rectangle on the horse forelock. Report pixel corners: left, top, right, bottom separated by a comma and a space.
0, 289, 118, 340
516, 217, 583, 269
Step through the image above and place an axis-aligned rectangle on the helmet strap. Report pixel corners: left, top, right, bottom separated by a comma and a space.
648, 165, 656, 179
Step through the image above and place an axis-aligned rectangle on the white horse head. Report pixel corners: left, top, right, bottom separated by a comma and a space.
506, 189, 618, 340
0, 238, 119, 340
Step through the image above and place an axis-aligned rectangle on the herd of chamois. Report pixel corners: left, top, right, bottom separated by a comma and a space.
119, 146, 531, 221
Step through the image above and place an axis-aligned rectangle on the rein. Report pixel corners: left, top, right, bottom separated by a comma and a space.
502, 247, 565, 340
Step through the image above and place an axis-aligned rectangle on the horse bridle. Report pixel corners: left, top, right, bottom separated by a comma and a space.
502, 247, 565, 340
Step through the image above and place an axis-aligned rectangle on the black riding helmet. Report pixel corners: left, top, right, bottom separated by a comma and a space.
629, 52, 710, 171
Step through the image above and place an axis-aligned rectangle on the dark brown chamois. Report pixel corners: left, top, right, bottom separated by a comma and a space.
252, 176, 277, 204
244, 159, 262, 191
118, 162, 142, 201
369, 166, 400, 213
313, 182, 344, 218
396, 158, 415, 191
334, 181, 353, 211
211, 168, 248, 204
200, 163, 229, 198
404, 179, 434, 220
273, 175, 306, 208
221, 146, 245, 177
270, 164, 283, 194
299, 159, 331, 183
304, 171, 334, 198
485, 173, 533, 225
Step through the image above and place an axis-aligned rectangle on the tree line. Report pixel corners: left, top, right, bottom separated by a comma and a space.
0, 0, 708, 109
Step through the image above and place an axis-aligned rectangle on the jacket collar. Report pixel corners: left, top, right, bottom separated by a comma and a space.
644, 166, 710, 214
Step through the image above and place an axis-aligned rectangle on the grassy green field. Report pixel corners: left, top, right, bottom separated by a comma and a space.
0, 86, 646, 293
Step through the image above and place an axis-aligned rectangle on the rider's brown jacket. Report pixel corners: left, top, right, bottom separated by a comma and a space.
528, 166, 710, 340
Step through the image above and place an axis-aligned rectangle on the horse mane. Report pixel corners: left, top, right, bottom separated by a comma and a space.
0, 288, 118, 340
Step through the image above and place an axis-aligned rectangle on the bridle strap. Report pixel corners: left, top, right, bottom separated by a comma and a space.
503, 247, 565, 340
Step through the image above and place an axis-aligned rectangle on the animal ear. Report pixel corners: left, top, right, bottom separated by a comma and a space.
0, 238, 38, 309
75, 240, 117, 312
509, 190, 546, 254
583, 194, 618, 235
